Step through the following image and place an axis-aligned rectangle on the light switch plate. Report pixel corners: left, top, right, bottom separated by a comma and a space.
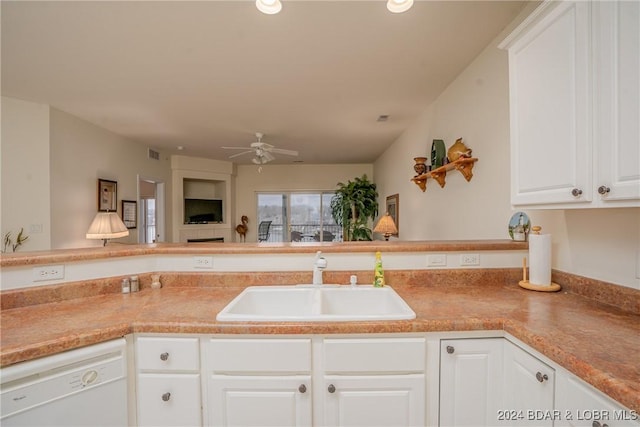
427, 254, 447, 267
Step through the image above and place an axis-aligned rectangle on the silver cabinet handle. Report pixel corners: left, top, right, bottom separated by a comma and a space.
446, 345, 455, 354
328, 384, 336, 393
598, 186, 610, 195
162, 392, 171, 401
535, 372, 549, 382
571, 188, 583, 197
298, 384, 307, 393
160, 352, 169, 361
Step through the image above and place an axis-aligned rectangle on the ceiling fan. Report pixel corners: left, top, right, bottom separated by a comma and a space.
222, 132, 299, 164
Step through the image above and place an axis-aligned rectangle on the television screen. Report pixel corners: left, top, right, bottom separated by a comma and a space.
184, 199, 223, 224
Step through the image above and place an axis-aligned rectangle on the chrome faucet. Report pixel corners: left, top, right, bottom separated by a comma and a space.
312, 251, 327, 285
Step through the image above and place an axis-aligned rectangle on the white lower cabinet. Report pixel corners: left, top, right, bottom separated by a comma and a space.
439, 337, 638, 427
208, 375, 312, 426
556, 372, 639, 427
323, 375, 425, 427
503, 340, 555, 427
133, 334, 637, 427
205, 338, 313, 427
135, 336, 202, 427
439, 338, 504, 427
322, 337, 426, 427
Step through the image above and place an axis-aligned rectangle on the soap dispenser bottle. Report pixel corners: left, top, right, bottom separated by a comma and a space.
373, 251, 385, 287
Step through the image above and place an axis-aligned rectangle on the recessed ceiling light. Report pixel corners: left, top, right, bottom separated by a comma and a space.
256, 0, 282, 15
177, 146, 184, 151
387, 0, 414, 14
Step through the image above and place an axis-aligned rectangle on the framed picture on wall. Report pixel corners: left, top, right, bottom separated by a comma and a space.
98, 179, 117, 212
385, 193, 399, 236
122, 200, 137, 229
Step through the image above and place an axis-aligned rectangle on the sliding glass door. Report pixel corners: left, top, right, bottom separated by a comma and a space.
257, 192, 340, 242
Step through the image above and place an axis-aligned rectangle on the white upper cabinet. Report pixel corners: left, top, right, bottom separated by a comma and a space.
501, 0, 639, 208
594, 1, 640, 203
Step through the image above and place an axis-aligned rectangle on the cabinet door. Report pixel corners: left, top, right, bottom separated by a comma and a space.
439, 338, 504, 427
503, 343, 555, 427
508, 1, 592, 206
594, 0, 640, 203
556, 372, 640, 427
322, 375, 425, 427
137, 373, 202, 427
207, 375, 311, 427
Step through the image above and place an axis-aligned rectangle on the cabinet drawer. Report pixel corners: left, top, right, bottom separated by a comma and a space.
323, 337, 425, 373
137, 373, 201, 427
207, 338, 311, 373
136, 337, 200, 371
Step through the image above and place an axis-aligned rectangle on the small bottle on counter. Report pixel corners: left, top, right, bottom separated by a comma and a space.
130, 276, 139, 292
373, 251, 385, 288
121, 278, 130, 294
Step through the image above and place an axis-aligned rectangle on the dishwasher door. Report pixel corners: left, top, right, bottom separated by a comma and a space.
1, 338, 128, 427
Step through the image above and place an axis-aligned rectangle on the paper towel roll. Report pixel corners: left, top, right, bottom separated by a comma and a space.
529, 233, 551, 285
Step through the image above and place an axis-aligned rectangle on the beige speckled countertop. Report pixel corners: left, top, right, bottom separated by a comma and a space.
1, 268, 638, 413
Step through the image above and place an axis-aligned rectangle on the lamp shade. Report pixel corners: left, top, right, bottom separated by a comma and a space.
86, 212, 129, 245
373, 213, 398, 240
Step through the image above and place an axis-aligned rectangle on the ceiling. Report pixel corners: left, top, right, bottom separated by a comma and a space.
1, 0, 526, 165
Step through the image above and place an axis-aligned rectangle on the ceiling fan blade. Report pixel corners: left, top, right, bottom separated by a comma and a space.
228, 150, 254, 159
262, 151, 276, 162
269, 148, 299, 156
222, 146, 252, 150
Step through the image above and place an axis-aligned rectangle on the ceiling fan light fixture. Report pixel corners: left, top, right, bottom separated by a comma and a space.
252, 156, 268, 165
387, 0, 413, 14
256, 0, 282, 15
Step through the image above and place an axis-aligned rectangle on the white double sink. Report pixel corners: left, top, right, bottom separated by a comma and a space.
216, 285, 416, 322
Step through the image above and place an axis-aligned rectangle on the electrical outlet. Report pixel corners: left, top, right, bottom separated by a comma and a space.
460, 253, 480, 266
32, 265, 65, 281
427, 253, 447, 267
194, 256, 213, 269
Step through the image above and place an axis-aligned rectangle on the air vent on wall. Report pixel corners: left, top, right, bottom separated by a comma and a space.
148, 148, 160, 160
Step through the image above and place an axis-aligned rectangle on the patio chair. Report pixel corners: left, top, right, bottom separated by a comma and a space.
257, 221, 272, 242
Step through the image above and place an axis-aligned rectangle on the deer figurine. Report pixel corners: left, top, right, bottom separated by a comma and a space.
235, 215, 249, 242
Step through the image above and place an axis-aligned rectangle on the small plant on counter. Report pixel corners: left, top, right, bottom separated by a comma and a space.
2, 228, 29, 253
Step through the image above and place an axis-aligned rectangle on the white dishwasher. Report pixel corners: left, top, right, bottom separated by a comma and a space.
1, 338, 128, 426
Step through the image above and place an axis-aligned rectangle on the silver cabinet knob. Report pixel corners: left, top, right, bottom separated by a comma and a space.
162, 392, 171, 402
328, 384, 336, 393
571, 188, 583, 197
160, 352, 169, 361
598, 186, 610, 195
298, 384, 307, 393
535, 372, 549, 382
446, 346, 455, 354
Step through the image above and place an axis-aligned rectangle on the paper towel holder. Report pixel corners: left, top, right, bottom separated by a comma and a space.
518, 226, 561, 292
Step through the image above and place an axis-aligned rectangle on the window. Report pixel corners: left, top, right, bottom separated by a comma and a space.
257, 192, 340, 242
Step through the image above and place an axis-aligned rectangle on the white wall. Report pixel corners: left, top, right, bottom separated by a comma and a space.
375, 35, 515, 240
374, 6, 640, 289
0, 97, 51, 251
235, 164, 373, 242
49, 108, 172, 249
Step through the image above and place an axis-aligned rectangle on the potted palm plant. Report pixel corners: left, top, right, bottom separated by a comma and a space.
330, 175, 379, 241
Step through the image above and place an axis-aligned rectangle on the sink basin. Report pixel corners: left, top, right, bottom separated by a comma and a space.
216, 285, 416, 322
